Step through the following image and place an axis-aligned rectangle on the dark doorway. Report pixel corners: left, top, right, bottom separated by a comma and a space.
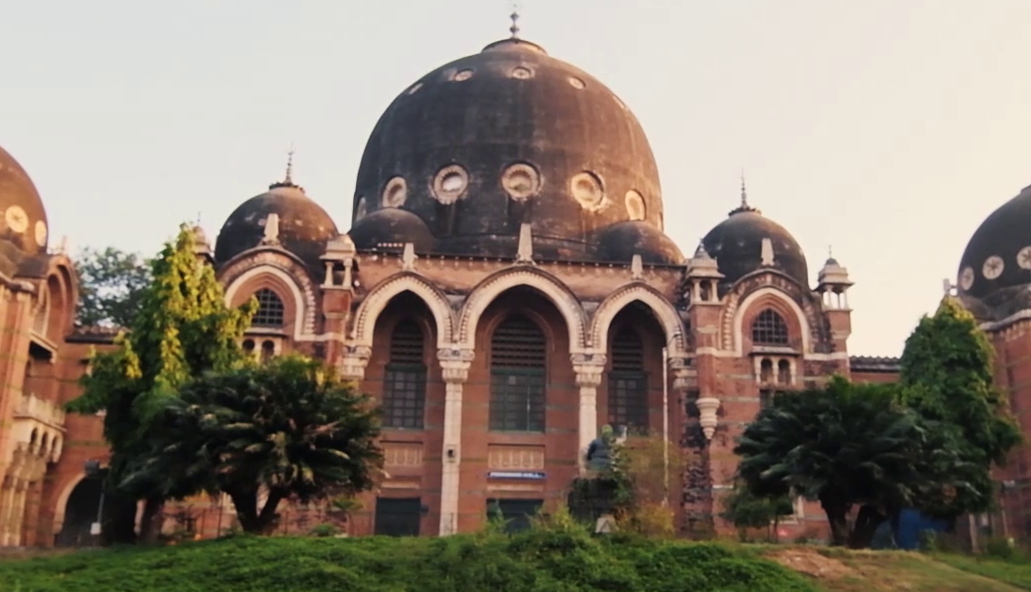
54, 475, 104, 547
374, 497, 422, 536
486, 498, 544, 534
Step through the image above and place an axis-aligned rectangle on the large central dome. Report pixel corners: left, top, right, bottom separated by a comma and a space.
350, 38, 679, 263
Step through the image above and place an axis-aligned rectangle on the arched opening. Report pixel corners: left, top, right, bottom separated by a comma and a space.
751, 308, 789, 346
608, 327, 647, 433
760, 358, 774, 382
604, 303, 665, 436
33, 290, 49, 335
489, 314, 547, 433
369, 291, 438, 431
251, 288, 285, 328
383, 319, 428, 429
260, 340, 276, 362
54, 475, 104, 547
777, 359, 791, 384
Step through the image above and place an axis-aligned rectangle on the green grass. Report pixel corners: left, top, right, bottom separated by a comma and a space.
932, 553, 1031, 590
0, 531, 819, 592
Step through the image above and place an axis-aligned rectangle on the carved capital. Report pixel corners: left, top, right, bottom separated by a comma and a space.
441, 362, 471, 384
571, 352, 606, 388
671, 367, 696, 391
437, 347, 475, 363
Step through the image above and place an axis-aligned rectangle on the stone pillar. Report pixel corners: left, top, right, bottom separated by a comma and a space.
437, 348, 473, 536
571, 353, 606, 471
339, 345, 371, 381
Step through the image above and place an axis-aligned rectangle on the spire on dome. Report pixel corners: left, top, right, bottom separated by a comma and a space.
729, 171, 760, 216
269, 144, 300, 190
509, 2, 522, 39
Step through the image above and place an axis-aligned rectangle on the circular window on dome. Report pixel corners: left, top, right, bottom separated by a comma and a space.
382, 176, 408, 208
34, 220, 47, 247
355, 197, 368, 221
568, 76, 586, 89
511, 66, 533, 80
959, 266, 975, 291
407, 82, 423, 95
451, 69, 474, 82
432, 165, 469, 204
1018, 246, 1031, 270
570, 172, 605, 210
4, 205, 28, 233
625, 190, 646, 221
502, 163, 541, 202
983, 255, 1004, 280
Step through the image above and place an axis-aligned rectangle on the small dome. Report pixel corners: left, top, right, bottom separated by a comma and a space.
353, 37, 662, 261
0, 144, 49, 270
594, 221, 683, 265
349, 209, 436, 253
956, 183, 1031, 300
215, 180, 338, 269
702, 204, 808, 288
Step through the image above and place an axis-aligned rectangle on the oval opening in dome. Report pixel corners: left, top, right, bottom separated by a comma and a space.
511, 66, 533, 79
382, 177, 408, 208
451, 69, 474, 82
571, 171, 605, 210
625, 190, 646, 221
502, 163, 540, 202
432, 165, 469, 204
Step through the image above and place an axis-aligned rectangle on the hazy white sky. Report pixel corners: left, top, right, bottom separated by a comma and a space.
3, 0, 1030, 356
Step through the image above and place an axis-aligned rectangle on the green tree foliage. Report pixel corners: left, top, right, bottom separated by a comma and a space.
720, 485, 794, 542
74, 246, 152, 328
67, 225, 255, 543
734, 377, 965, 548
128, 355, 383, 534
898, 297, 1022, 518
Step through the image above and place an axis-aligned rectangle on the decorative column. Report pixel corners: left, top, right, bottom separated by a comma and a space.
437, 348, 473, 536
339, 345, 371, 381
571, 353, 606, 471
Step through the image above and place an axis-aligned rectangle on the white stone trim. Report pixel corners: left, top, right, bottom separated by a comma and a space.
589, 283, 687, 355
224, 265, 313, 340
350, 272, 456, 349
731, 287, 812, 355
457, 268, 587, 351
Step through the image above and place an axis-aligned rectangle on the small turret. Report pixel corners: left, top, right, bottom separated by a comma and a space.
816, 251, 853, 310
685, 242, 724, 306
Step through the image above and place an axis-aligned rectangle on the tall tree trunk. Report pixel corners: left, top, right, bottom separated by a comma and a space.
228, 488, 284, 535
138, 496, 165, 544
820, 497, 851, 546
102, 491, 138, 546
849, 504, 887, 549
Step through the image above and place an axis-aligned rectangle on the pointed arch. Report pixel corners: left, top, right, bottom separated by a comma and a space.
456, 268, 587, 352
730, 287, 811, 354
351, 272, 455, 348
224, 265, 310, 338
589, 284, 687, 355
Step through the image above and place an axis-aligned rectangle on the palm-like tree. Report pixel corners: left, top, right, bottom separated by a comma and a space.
734, 376, 960, 548
128, 355, 383, 534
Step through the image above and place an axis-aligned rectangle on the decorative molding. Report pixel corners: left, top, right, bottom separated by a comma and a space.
351, 272, 456, 348
720, 273, 823, 354
221, 252, 319, 339
457, 267, 588, 352
588, 283, 687, 354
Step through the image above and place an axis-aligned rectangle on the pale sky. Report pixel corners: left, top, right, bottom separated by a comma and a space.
3, 0, 1030, 356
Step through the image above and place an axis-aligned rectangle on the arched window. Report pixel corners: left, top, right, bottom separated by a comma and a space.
777, 359, 791, 384
260, 340, 276, 362
252, 288, 285, 328
489, 314, 546, 433
608, 327, 648, 433
33, 291, 49, 335
751, 308, 789, 346
383, 319, 427, 429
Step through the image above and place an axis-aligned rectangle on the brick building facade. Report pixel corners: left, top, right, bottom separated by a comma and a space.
22, 31, 1031, 547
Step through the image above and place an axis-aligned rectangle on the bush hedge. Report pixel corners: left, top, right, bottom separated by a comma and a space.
0, 529, 818, 592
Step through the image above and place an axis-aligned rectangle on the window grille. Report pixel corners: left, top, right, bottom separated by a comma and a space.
608, 327, 648, 432
383, 319, 426, 429
489, 315, 546, 432
751, 308, 789, 345
374, 497, 422, 536
252, 288, 285, 328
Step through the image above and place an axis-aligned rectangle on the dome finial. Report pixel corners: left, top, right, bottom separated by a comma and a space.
284, 143, 295, 185
509, 1, 521, 39
729, 170, 760, 216
270, 144, 300, 190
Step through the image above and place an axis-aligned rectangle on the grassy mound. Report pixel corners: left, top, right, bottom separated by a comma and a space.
0, 530, 818, 592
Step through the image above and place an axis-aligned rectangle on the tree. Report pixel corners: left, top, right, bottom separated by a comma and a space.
129, 355, 384, 534
898, 297, 1022, 519
720, 485, 794, 542
734, 377, 961, 548
74, 246, 152, 328
67, 225, 255, 544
